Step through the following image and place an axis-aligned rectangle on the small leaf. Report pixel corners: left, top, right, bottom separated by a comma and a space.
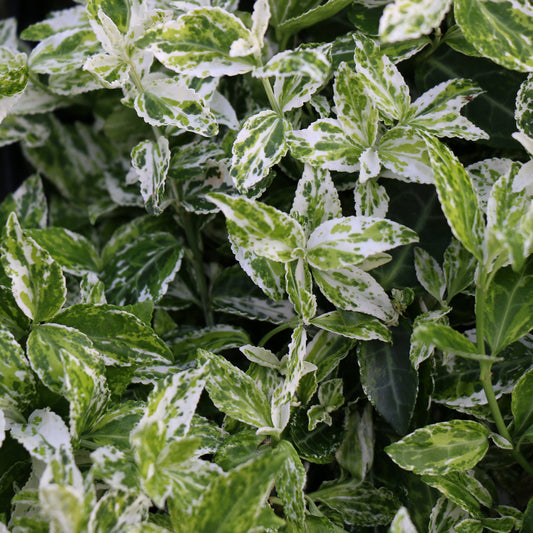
388, 507, 418, 533
311, 310, 391, 342
512, 367, 533, 437
354, 179, 390, 218
285, 259, 316, 323
443, 238, 476, 300
414, 247, 445, 302
385, 420, 490, 475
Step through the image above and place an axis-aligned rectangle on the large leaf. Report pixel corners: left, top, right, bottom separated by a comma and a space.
0, 212, 66, 322
27, 324, 110, 439
385, 420, 490, 475
276, 440, 306, 527
310, 310, 391, 342
455, 0, 533, 73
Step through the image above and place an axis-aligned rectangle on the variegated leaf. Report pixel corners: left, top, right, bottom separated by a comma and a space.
287, 118, 361, 172
285, 259, 316, 323
0, 325, 36, 422
389, 507, 418, 533
128, 136, 170, 215
455, 0, 533, 73
379, 0, 452, 42
354, 179, 390, 218
516, 74, 533, 137
229, 0, 270, 57
290, 164, 342, 238
0, 47, 28, 98
359, 147, 382, 182
385, 420, 490, 475
425, 135, 485, 260
429, 497, 470, 533
199, 349, 273, 429
231, 110, 289, 192
312, 264, 396, 322
414, 247, 446, 302
379, 126, 434, 184
27, 324, 110, 439
0, 212, 66, 322
306, 215, 418, 271
209, 193, 305, 262
21, 6, 88, 41
443, 238, 476, 300
276, 440, 306, 527
83, 52, 129, 88
139, 7, 257, 77
409, 308, 450, 369
334, 62, 379, 149
353, 33, 410, 122
310, 310, 391, 342
467, 158, 513, 212
405, 79, 488, 140
307, 379, 344, 430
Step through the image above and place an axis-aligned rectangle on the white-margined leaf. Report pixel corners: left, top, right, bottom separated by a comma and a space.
385, 420, 490, 475
229, 0, 270, 57
0, 47, 28, 99
353, 33, 410, 122
379, 0, 452, 43
354, 179, 390, 218
83, 52, 129, 89
21, 6, 87, 41
276, 440, 306, 527
0, 212, 66, 322
230, 110, 289, 192
209, 192, 306, 263
467, 158, 514, 212
27, 324, 110, 439
312, 264, 396, 322
285, 258, 317, 323
310, 310, 391, 342
414, 247, 446, 302
516, 74, 533, 138
287, 118, 361, 172
307, 379, 344, 430
139, 7, 257, 77
443, 238, 476, 300
409, 308, 450, 369
306, 215, 418, 271
405, 79, 488, 141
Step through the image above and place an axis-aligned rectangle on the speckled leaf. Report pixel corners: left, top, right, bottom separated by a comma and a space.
455, 0, 533, 72
80, 272, 106, 305
0, 325, 36, 421
199, 349, 272, 429
287, 118, 362, 172
0, 47, 28, 99
0, 212, 66, 322
409, 308, 450, 369
21, 6, 88, 41
414, 247, 446, 302
88, 490, 150, 532
429, 498, 470, 533
334, 62, 379, 149
353, 33, 410, 122
313, 264, 396, 321
102, 231, 183, 305
133, 75, 217, 136
83, 52, 129, 88
389, 507, 418, 533
25, 227, 101, 277
512, 368, 533, 437
28, 28, 100, 74
209, 193, 305, 262
27, 324, 110, 439
311, 310, 391, 341
425, 135, 485, 260
443, 238, 476, 300
379, 0, 452, 42
306, 215, 418, 271
129, 136, 170, 215
307, 378, 344, 430
285, 259, 316, 323
483, 261, 533, 355
406, 79, 487, 140
139, 7, 257, 77
290, 164, 342, 238
276, 440, 306, 527
230, 110, 289, 192
354, 179, 390, 218
421, 471, 492, 517
0, 284, 30, 339
378, 126, 434, 184
385, 420, 490, 475
0, 174, 47, 230
311, 480, 399, 526
53, 303, 172, 367
516, 74, 533, 137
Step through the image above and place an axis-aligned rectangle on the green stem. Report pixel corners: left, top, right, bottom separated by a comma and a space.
258, 320, 297, 347
261, 76, 283, 116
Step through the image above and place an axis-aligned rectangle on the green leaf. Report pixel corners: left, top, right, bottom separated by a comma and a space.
139, 7, 257, 77
187, 448, 288, 533
379, 0, 452, 42
429, 497, 470, 533
455, 0, 533, 72
306, 215, 418, 271
483, 260, 533, 354
311, 480, 399, 527
27, 324, 110, 439
209, 193, 305, 262
311, 310, 391, 341
231, 110, 288, 192
102, 231, 183, 305
25, 227, 101, 277
287, 118, 362, 172
307, 379, 344, 430
424, 135, 485, 260
516, 74, 533, 138
414, 247, 445, 302
0, 284, 30, 340
512, 368, 533, 437
353, 33, 411, 122
0, 325, 36, 421
409, 308, 450, 369
290, 164, 342, 238
357, 328, 418, 434
312, 264, 396, 321
0, 47, 27, 98
276, 440, 306, 527
385, 419, 490, 475
199, 349, 273, 429
86, 0, 131, 34
0, 212, 66, 322
443, 238, 476, 300
53, 303, 172, 367
285, 259, 316, 323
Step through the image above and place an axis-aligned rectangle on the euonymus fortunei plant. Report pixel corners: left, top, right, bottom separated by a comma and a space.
0, 0, 533, 531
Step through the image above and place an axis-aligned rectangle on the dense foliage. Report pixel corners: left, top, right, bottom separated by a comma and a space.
0, 0, 533, 531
